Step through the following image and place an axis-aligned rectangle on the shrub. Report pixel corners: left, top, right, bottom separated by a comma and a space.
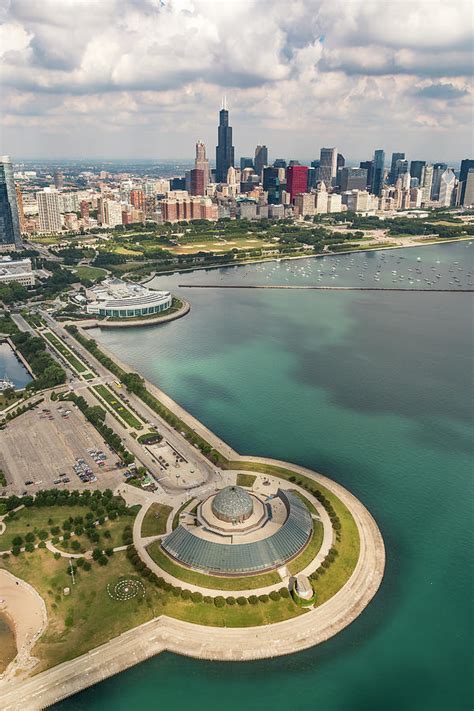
50, 526, 60, 536
63, 531, 71, 541
98, 555, 108, 566
237, 596, 247, 606
191, 591, 203, 603
248, 595, 258, 605
279, 587, 290, 598
25, 532, 36, 542
105, 548, 114, 557
38, 529, 49, 540
204, 596, 213, 604
181, 589, 191, 600
76, 557, 85, 567
83, 561, 91, 571
258, 594, 269, 603
269, 590, 280, 601
214, 596, 226, 608
54, 552, 61, 560
38, 541, 46, 549
12, 536, 23, 547
24, 542, 35, 553
226, 596, 236, 606
71, 540, 81, 551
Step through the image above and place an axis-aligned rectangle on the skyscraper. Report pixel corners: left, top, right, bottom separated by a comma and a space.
317, 148, 337, 186
0, 156, 22, 248
459, 159, 474, 204
438, 169, 456, 206
254, 145, 268, 179
389, 153, 405, 184
422, 164, 433, 203
37, 188, 62, 233
462, 169, 474, 207
410, 161, 426, 185
431, 163, 448, 200
340, 168, 368, 192
371, 150, 385, 196
195, 141, 210, 187
360, 160, 373, 189
215, 99, 234, 183
240, 157, 253, 171
190, 169, 205, 196
263, 167, 281, 204
286, 165, 308, 202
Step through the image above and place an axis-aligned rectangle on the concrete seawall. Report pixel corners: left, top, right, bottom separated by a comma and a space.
180, 284, 473, 293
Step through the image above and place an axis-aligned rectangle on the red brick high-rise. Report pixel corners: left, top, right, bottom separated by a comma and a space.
190, 169, 205, 196
130, 189, 144, 210
286, 166, 309, 202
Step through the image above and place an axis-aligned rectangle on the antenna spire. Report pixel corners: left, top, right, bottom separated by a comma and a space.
222, 95, 227, 110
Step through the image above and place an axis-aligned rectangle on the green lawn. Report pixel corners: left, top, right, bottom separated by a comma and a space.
226, 461, 360, 605
147, 542, 281, 590
141, 503, 173, 537
236, 473, 256, 488
55, 515, 131, 554
43, 332, 87, 373
92, 385, 143, 430
0, 505, 88, 551
71, 266, 107, 282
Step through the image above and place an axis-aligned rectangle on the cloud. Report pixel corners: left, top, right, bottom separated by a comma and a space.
0, 0, 472, 160
414, 82, 469, 100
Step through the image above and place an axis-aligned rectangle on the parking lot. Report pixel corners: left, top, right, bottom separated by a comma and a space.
143, 439, 209, 489
0, 401, 125, 495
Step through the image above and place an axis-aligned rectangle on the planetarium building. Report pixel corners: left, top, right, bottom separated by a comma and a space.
86, 277, 171, 319
161, 485, 313, 576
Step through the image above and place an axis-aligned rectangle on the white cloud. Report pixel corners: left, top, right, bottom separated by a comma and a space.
0, 0, 472, 160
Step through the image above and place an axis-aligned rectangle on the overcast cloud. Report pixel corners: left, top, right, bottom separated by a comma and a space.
0, 0, 472, 162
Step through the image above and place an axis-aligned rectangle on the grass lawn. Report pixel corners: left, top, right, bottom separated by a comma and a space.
1, 548, 305, 671
92, 385, 143, 429
236, 473, 256, 488
141, 503, 173, 537
0, 505, 88, 551
43, 332, 87, 373
172, 500, 192, 529
146, 542, 281, 590
226, 461, 360, 605
55, 515, 132, 554
71, 266, 107, 281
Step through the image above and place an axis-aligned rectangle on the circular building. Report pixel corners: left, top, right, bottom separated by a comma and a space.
211, 485, 254, 523
85, 277, 172, 319
161, 488, 313, 576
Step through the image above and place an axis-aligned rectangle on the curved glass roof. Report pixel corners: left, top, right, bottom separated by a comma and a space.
161, 490, 312, 574
211, 485, 253, 521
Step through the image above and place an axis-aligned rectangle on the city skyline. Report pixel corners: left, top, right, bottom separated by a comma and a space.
0, 0, 472, 162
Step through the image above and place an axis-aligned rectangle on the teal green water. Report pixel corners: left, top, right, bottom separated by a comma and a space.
55, 244, 473, 711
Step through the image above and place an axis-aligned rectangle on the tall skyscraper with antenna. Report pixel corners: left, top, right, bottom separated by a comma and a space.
215, 98, 234, 183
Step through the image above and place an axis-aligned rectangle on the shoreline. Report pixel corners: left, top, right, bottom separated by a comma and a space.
0, 570, 47, 683
140, 236, 472, 283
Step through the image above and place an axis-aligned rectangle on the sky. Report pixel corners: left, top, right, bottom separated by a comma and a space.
0, 0, 473, 164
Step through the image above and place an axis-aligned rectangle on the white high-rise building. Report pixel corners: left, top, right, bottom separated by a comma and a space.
104, 200, 123, 227
37, 188, 62, 233
422, 164, 433, 203
438, 169, 456, 207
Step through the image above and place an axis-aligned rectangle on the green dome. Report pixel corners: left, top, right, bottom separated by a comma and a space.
212, 485, 254, 523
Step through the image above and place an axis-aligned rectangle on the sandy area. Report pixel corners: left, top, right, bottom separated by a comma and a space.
0, 570, 47, 681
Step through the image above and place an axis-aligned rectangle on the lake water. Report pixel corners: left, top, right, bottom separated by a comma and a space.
54, 243, 473, 711
0, 342, 32, 388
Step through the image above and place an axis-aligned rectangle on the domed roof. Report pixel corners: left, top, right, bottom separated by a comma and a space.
212, 485, 254, 522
